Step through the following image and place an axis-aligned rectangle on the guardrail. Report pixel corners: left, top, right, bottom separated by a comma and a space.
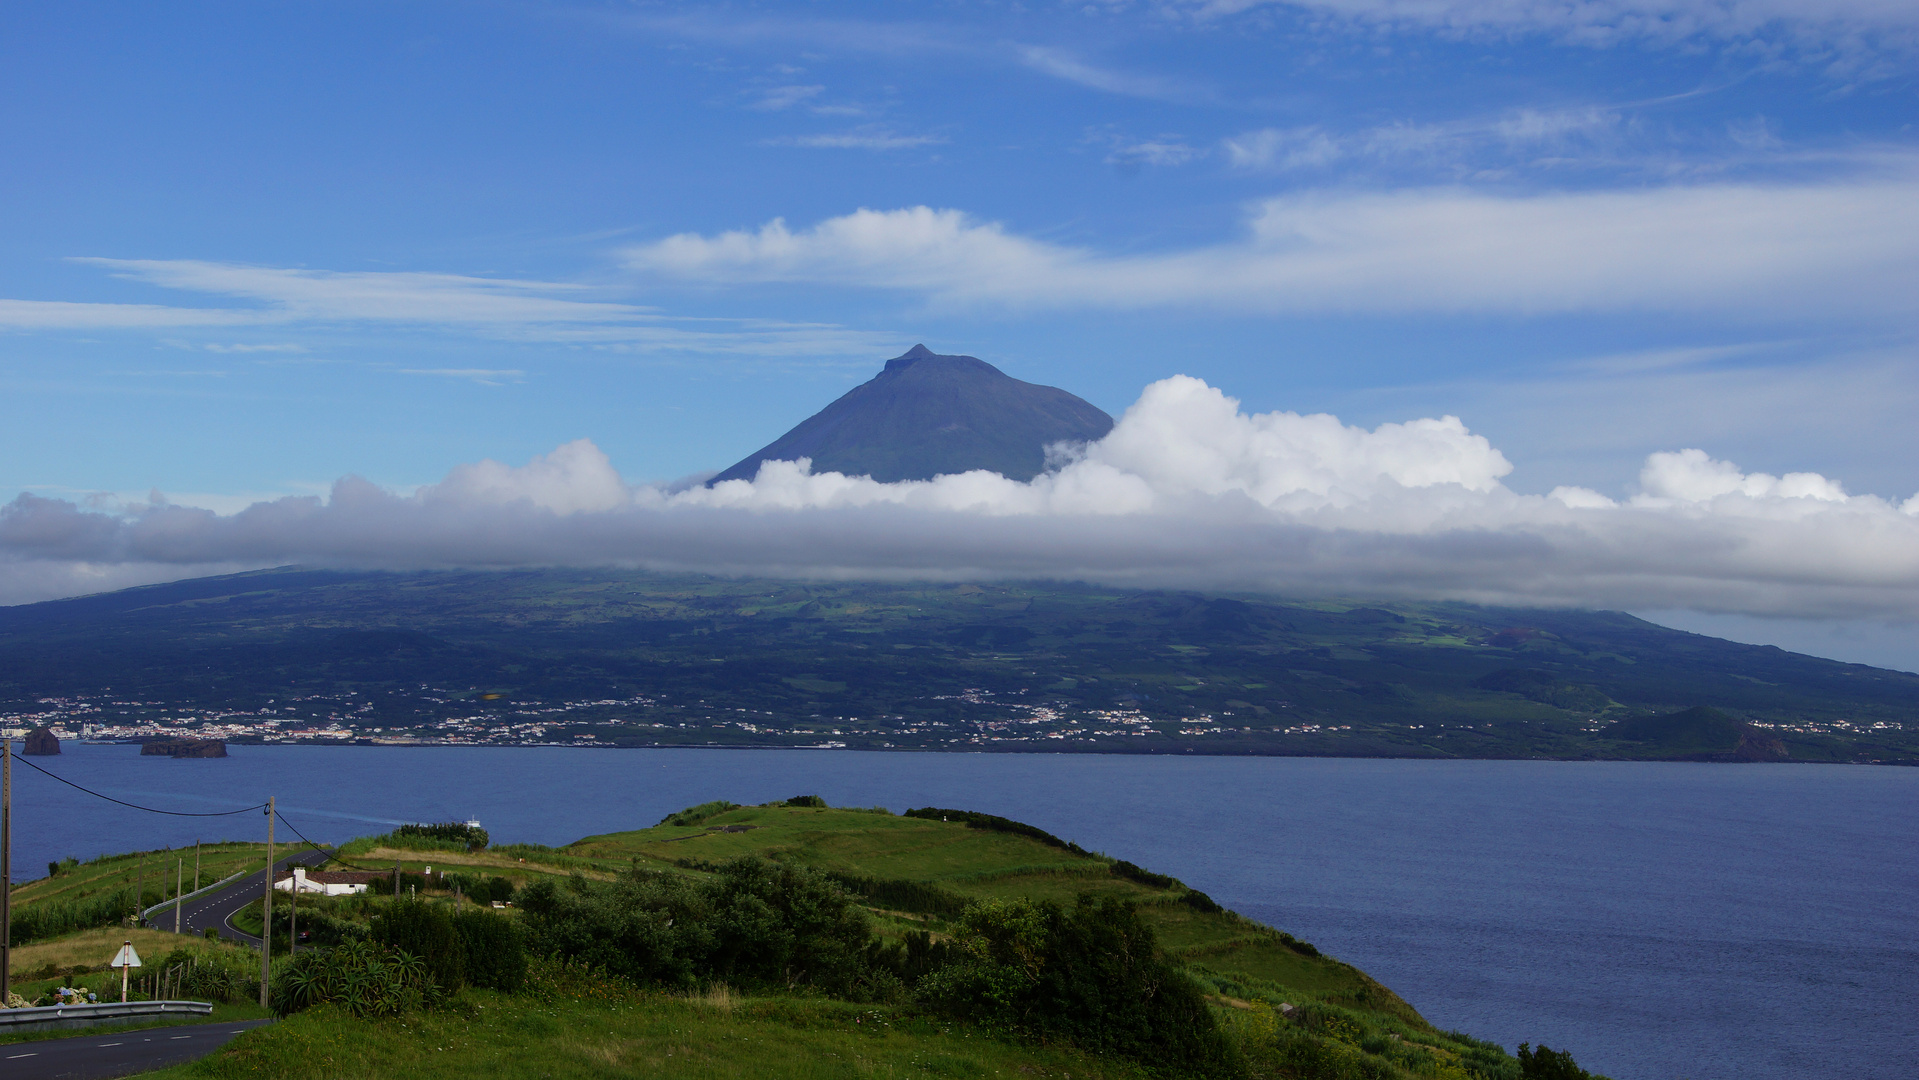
139, 868, 252, 926
0, 1000, 214, 1034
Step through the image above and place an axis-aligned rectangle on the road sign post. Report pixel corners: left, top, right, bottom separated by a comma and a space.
111, 940, 141, 1003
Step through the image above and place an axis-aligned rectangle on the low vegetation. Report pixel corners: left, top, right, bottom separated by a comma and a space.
8, 799, 1615, 1079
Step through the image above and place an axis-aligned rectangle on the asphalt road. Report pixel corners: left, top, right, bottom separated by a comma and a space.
0, 1019, 270, 1080
159, 848, 330, 946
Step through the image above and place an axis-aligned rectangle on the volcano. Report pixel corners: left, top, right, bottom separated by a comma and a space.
711, 345, 1114, 484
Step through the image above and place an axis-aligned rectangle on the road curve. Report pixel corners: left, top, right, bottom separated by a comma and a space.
0, 1019, 271, 1080
157, 848, 331, 947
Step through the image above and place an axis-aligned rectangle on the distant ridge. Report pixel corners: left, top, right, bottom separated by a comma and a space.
711, 345, 1114, 484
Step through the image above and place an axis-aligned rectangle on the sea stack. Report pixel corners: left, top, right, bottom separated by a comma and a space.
711, 344, 1114, 484
141, 737, 228, 758
23, 726, 59, 755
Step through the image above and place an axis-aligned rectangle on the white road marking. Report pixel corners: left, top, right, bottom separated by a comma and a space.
7, 1052, 40, 1059
98, 1042, 123, 1046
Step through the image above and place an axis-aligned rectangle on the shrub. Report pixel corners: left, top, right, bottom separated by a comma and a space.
8, 892, 128, 944
452, 909, 526, 992
922, 894, 1236, 1078
1110, 860, 1178, 889
823, 872, 969, 918
518, 857, 875, 995
446, 872, 516, 904
271, 940, 432, 1018
658, 800, 740, 827
1519, 1043, 1594, 1079
396, 822, 489, 851
1181, 889, 1224, 914
371, 899, 464, 991
903, 808, 1089, 855
783, 795, 827, 808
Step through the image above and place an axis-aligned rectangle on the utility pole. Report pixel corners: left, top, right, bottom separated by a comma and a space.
258, 797, 274, 1009
3, 737, 12, 1004
288, 862, 297, 957
174, 858, 183, 933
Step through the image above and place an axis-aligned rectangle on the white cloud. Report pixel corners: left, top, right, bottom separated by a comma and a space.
1179, 0, 1919, 56
8, 374, 1919, 620
1014, 46, 1206, 102
749, 84, 825, 111
396, 368, 526, 386
1223, 107, 1620, 173
765, 130, 947, 150
622, 169, 1919, 318
0, 260, 896, 356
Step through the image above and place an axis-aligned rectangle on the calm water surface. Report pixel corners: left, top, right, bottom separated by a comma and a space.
12, 745, 1915, 1080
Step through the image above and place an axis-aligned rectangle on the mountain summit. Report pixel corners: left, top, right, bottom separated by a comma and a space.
711, 345, 1114, 484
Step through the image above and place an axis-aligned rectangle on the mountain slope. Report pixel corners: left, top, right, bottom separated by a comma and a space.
1, 567, 1913, 763
711, 344, 1114, 483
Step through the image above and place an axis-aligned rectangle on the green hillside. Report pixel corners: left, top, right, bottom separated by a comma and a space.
1, 566, 1913, 762
60, 799, 1589, 1080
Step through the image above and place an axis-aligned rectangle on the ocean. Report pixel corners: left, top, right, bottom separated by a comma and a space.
10, 744, 1915, 1080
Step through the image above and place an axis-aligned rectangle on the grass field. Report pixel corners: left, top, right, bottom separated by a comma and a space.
3, 800, 1549, 1078
562, 804, 1414, 1020
15, 843, 272, 916
142, 991, 1151, 1080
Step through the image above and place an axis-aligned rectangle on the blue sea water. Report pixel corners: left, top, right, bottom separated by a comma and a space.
9, 744, 1915, 1080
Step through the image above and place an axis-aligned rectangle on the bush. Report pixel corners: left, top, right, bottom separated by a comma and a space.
452, 909, 526, 992
658, 800, 740, 827
1110, 860, 1179, 889
783, 795, 827, 808
903, 808, 1089, 855
271, 940, 432, 1018
396, 822, 489, 851
518, 857, 875, 995
371, 900, 464, 990
446, 872, 516, 904
1181, 889, 1224, 915
823, 872, 969, 918
368, 872, 440, 896
921, 894, 1236, 1078
9, 892, 130, 944
1519, 1043, 1594, 1079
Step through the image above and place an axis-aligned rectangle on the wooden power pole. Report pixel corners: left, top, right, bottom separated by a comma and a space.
259, 797, 274, 1008
2, 737, 12, 1003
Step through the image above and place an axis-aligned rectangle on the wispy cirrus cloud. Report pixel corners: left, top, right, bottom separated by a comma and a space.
622, 162, 1919, 319
397, 368, 526, 386
1013, 46, 1211, 103
0, 259, 897, 356
764, 129, 947, 150
747, 84, 825, 111
1175, 0, 1919, 58
1223, 105, 1623, 173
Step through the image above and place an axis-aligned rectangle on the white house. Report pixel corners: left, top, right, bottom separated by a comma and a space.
273, 866, 377, 896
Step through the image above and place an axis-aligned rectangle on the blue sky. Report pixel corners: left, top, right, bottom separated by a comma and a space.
4, 1, 1918, 664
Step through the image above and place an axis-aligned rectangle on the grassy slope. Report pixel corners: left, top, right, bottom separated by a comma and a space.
146, 993, 1151, 1080
567, 806, 1415, 1018
11, 843, 272, 930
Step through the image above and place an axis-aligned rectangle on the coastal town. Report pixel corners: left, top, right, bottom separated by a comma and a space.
0, 688, 1294, 751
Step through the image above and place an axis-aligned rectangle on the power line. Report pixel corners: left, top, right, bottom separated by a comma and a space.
273, 809, 389, 875
12, 755, 266, 817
